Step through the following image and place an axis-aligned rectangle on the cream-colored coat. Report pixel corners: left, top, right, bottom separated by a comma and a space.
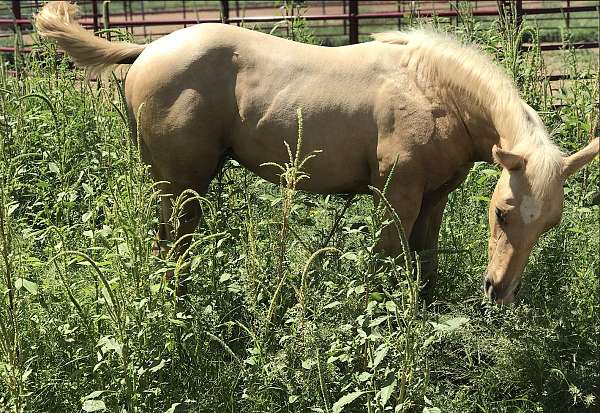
36, 2, 598, 303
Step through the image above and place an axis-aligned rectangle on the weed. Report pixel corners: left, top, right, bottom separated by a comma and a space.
0, 5, 597, 413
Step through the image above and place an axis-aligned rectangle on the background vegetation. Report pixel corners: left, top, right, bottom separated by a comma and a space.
0, 3, 598, 412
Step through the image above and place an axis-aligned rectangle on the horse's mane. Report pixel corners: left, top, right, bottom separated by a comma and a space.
373, 30, 563, 197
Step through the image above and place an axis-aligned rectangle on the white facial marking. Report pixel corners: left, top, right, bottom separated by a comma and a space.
520, 195, 541, 224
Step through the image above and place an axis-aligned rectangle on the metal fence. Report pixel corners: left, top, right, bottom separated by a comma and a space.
1, 1, 598, 54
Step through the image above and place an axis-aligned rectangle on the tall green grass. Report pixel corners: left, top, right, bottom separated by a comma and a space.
0, 6, 598, 413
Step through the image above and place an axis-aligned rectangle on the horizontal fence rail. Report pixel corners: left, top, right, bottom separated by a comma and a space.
2, 4, 598, 25
1, 1, 598, 77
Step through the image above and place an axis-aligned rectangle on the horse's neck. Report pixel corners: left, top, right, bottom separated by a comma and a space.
456, 95, 526, 162
464, 112, 503, 162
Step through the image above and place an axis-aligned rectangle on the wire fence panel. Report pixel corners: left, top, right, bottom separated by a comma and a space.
1, 1, 598, 79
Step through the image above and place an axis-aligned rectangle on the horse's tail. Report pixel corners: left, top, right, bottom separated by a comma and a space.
35, 1, 146, 75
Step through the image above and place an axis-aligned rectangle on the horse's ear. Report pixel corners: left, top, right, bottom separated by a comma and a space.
562, 137, 599, 179
492, 145, 525, 171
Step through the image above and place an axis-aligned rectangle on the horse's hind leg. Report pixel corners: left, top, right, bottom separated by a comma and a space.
157, 183, 203, 256
151, 141, 225, 293
158, 163, 222, 246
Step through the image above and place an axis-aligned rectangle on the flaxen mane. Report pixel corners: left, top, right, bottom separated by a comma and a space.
373, 30, 563, 197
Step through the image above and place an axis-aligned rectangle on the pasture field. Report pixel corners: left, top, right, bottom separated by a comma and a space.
0, 7, 598, 413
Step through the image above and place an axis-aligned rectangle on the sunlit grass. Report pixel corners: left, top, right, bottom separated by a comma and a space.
0, 7, 598, 413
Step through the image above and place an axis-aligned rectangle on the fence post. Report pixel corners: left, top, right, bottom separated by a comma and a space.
498, 0, 522, 30
92, 0, 99, 33
123, 0, 128, 21
11, 0, 21, 20
342, 0, 347, 35
348, 0, 358, 44
103, 0, 111, 40
220, 0, 230, 24
141, 0, 146, 37
515, 0, 523, 30
397, 0, 402, 30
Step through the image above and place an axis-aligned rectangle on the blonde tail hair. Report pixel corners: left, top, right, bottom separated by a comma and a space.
35, 1, 145, 75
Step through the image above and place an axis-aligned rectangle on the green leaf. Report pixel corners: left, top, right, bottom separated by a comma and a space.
150, 359, 166, 373
21, 367, 32, 382
358, 371, 372, 382
323, 300, 342, 310
15, 278, 38, 294
82, 182, 94, 196
423, 407, 441, 413
340, 252, 358, 261
164, 403, 181, 413
385, 301, 397, 312
378, 379, 396, 407
302, 359, 316, 370
100, 287, 113, 306
97, 336, 122, 357
82, 399, 106, 412
332, 390, 364, 413
48, 162, 59, 174
82, 211, 93, 223
83, 391, 105, 401
7, 203, 19, 216
423, 335, 436, 348
168, 318, 186, 327
445, 317, 469, 329
471, 195, 490, 203
430, 317, 469, 333
371, 344, 389, 369
369, 315, 389, 328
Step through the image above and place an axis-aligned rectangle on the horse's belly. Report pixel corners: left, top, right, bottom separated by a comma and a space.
230, 118, 375, 194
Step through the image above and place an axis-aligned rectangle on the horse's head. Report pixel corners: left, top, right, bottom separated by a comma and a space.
485, 137, 598, 304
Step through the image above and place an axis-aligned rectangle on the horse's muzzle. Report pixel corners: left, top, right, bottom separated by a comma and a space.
483, 275, 515, 304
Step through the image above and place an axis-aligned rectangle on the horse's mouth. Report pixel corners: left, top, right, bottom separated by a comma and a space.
513, 280, 522, 296
494, 280, 522, 305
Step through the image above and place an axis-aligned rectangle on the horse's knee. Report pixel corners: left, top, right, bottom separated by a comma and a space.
376, 225, 407, 256
176, 199, 202, 237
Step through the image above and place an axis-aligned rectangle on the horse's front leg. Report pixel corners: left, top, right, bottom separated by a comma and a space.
409, 195, 448, 302
371, 169, 423, 257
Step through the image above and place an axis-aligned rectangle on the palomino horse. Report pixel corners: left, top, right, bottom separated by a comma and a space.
36, 2, 598, 304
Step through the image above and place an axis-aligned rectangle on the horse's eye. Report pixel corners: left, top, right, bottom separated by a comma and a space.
495, 207, 506, 224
